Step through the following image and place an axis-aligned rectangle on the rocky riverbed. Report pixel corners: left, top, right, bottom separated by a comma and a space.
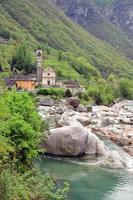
38, 97, 133, 169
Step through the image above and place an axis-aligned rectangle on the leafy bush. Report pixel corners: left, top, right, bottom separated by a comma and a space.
0, 91, 69, 200
37, 88, 65, 99
0, 169, 69, 200
84, 78, 115, 105
0, 91, 42, 166
0, 28, 11, 40
0, 169, 29, 200
119, 78, 133, 99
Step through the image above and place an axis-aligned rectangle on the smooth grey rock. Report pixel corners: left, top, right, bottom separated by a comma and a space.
40, 98, 54, 107
117, 136, 132, 146
101, 117, 115, 127
77, 116, 90, 126
56, 108, 65, 115
76, 105, 88, 112
43, 126, 106, 156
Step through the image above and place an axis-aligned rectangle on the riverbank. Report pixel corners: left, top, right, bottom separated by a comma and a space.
38, 98, 133, 170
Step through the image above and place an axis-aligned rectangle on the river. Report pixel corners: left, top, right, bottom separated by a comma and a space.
35, 156, 133, 200
36, 100, 133, 199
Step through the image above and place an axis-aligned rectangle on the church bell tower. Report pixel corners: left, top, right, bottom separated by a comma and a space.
36, 50, 43, 82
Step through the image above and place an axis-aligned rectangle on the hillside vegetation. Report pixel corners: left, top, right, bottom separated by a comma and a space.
55, 0, 133, 59
0, 0, 133, 80
0, 91, 69, 199
101, 0, 133, 41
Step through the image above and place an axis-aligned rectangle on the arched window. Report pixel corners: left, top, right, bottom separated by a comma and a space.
37, 51, 42, 57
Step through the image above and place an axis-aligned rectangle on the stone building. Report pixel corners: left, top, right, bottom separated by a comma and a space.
42, 67, 56, 86
63, 81, 85, 95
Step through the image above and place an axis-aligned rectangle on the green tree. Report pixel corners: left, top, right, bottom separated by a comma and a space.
58, 51, 63, 61
1, 91, 42, 165
0, 91, 69, 200
11, 44, 33, 74
0, 28, 11, 40
5, 114, 40, 164
119, 78, 133, 99
3, 91, 41, 132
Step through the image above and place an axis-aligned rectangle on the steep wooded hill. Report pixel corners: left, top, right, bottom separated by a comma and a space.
54, 0, 133, 59
0, 0, 133, 79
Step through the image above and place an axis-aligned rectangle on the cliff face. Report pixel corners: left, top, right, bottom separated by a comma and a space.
54, 0, 133, 59
102, 0, 133, 39
55, 0, 102, 24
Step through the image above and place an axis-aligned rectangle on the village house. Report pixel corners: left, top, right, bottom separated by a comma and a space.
12, 74, 37, 91
62, 81, 85, 95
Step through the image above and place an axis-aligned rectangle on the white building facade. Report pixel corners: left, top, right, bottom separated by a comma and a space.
42, 67, 56, 86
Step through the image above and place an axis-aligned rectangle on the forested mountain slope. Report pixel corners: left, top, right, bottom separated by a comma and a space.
101, 0, 133, 41
54, 0, 133, 59
0, 0, 133, 79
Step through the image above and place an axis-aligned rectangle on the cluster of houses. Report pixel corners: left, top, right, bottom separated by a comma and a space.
5, 50, 85, 95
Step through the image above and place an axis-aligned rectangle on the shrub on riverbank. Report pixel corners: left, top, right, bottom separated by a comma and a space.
0, 168, 69, 200
119, 78, 133, 99
37, 88, 65, 99
0, 91, 69, 200
80, 76, 133, 106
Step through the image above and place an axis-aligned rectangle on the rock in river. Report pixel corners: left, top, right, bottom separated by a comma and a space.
43, 126, 107, 156
39, 98, 54, 107
67, 97, 80, 109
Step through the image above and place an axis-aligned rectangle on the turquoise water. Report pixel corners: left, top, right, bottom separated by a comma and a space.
35, 157, 133, 200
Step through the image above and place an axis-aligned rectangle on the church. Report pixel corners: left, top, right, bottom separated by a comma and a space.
36, 50, 56, 86
6, 49, 84, 94
7, 50, 57, 91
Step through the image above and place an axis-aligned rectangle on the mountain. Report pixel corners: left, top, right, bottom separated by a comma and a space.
54, 0, 133, 59
0, 0, 133, 80
101, 0, 133, 41
93, 0, 114, 11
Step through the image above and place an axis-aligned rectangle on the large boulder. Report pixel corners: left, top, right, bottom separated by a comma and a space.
101, 117, 115, 127
76, 104, 88, 112
43, 126, 107, 156
39, 98, 54, 107
67, 97, 80, 109
117, 136, 132, 146
77, 116, 90, 126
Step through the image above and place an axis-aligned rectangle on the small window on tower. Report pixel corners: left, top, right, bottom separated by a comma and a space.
37, 51, 42, 57
48, 73, 50, 76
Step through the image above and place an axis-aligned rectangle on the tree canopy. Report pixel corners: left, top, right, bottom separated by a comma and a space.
0, 91, 69, 200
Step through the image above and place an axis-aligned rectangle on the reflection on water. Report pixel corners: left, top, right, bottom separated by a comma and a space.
34, 156, 133, 200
